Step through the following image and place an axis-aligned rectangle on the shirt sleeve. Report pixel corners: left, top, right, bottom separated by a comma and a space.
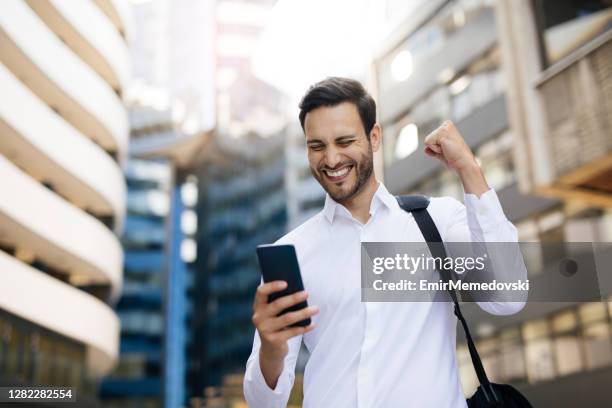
243, 327, 302, 407
444, 188, 527, 315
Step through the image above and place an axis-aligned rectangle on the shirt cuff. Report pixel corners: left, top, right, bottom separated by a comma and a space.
463, 188, 508, 232
245, 353, 291, 403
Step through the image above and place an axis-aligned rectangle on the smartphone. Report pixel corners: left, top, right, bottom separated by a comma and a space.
256, 244, 311, 327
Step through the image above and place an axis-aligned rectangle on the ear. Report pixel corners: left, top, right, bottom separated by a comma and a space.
369, 123, 382, 152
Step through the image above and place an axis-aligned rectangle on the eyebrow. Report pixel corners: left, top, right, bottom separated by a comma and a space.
306, 135, 356, 145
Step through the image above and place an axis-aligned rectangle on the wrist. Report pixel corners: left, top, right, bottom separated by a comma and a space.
456, 158, 480, 177
457, 161, 489, 197
260, 341, 287, 363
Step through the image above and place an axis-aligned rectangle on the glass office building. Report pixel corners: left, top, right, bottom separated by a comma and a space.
100, 158, 170, 408
188, 133, 288, 405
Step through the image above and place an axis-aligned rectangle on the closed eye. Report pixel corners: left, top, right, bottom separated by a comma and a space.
308, 144, 324, 151
337, 139, 355, 147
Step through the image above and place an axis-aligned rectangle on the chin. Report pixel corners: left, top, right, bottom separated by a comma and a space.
329, 184, 357, 202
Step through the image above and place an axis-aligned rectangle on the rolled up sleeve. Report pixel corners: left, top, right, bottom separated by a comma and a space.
243, 329, 302, 408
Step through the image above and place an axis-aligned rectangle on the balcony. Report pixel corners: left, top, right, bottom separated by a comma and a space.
0, 251, 120, 376
0, 63, 126, 232
0, 0, 128, 160
27, 0, 130, 93
0, 155, 123, 299
533, 31, 612, 207
93, 0, 133, 41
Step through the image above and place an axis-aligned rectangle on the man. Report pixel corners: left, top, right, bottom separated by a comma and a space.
244, 77, 526, 407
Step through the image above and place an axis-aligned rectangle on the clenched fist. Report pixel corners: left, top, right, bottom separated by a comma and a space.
423, 120, 479, 173
423, 120, 490, 197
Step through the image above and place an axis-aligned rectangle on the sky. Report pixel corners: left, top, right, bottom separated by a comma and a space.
252, 0, 426, 104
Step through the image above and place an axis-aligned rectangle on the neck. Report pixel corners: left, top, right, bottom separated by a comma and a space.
340, 176, 379, 224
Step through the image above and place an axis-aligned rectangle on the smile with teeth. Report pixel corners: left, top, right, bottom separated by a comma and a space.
324, 165, 352, 179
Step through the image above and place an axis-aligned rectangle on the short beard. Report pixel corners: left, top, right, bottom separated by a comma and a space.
311, 145, 374, 203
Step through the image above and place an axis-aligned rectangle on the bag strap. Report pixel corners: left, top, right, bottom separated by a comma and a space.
396, 195, 491, 387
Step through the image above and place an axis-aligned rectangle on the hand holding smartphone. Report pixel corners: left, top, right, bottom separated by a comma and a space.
256, 244, 313, 327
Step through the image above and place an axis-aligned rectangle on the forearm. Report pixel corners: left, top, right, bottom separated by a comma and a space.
259, 345, 285, 389
458, 162, 489, 198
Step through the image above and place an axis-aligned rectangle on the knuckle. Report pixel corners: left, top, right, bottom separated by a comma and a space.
271, 298, 286, 311
281, 312, 293, 324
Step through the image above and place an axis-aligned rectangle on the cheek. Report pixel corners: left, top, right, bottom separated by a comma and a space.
307, 152, 321, 170
348, 145, 368, 161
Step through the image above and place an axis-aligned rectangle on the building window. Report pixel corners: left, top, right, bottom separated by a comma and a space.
578, 302, 612, 370
522, 318, 556, 382
533, 0, 612, 66
458, 301, 612, 388
499, 327, 527, 381
551, 310, 583, 375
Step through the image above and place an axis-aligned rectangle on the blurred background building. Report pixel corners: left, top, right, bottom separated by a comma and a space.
372, 0, 612, 406
0, 0, 130, 406
99, 106, 187, 408
129, 0, 215, 133
188, 133, 288, 406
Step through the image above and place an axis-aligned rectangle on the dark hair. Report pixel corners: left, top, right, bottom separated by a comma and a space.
298, 77, 377, 138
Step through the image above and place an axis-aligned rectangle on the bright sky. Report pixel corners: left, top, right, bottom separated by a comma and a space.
252, 0, 423, 105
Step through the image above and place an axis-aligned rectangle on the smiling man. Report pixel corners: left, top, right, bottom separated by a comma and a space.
244, 77, 527, 407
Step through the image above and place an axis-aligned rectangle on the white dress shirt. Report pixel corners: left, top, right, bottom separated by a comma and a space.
244, 183, 527, 408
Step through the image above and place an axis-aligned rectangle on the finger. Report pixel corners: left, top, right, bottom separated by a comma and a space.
265, 290, 308, 316
424, 146, 444, 158
423, 130, 439, 146
261, 306, 319, 333
424, 146, 438, 157
442, 120, 455, 130
425, 143, 442, 154
277, 323, 317, 342
254, 281, 287, 309
424, 147, 449, 166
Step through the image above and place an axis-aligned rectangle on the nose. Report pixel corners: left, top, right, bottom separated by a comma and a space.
324, 146, 342, 169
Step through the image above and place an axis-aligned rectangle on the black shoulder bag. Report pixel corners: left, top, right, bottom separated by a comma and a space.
396, 195, 533, 408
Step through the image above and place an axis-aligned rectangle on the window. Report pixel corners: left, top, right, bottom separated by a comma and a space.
522, 319, 555, 382
579, 302, 612, 369
499, 328, 527, 381
478, 337, 502, 382
534, 0, 612, 65
459, 302, 612, 387
475, 131, 516, 191
551, 310, 583, 375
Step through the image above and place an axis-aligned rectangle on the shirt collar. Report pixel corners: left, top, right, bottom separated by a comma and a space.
322, 182, 397, 223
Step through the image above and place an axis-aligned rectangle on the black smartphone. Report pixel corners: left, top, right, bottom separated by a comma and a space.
256, 244, 311, 327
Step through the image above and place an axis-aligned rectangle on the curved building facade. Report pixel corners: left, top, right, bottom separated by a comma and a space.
0, 0, 130, 404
